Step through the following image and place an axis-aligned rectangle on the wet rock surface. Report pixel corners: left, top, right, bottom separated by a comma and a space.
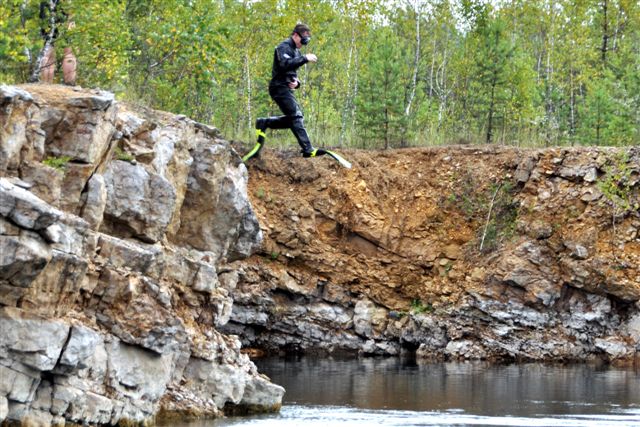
0, 84, 281, 426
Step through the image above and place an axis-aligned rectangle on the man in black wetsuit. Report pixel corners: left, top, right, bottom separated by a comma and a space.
243, 23, 319, 161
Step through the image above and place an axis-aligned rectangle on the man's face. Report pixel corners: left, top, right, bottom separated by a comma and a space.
299, 31, 311, 45
293, 31, 311, 48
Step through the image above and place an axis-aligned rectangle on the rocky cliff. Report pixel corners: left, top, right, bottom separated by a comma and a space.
1, 83, 639, 426
0, 84, 283, 426
225, 144, 640, 363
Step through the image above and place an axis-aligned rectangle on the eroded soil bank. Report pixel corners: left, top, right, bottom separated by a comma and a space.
227, 144, 640, 363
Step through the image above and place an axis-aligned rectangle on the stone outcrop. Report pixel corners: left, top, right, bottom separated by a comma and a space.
0, 84, 282, 426
225, 145, 640, 364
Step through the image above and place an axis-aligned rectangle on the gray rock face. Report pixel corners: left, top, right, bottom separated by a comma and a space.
0, 85, 36, 173
354, 298, 388, 339
80, 173, 107, 230
176, 142, 262, 262
0, 178, 62, 231
19, 162, 65, 206
0, 395, 8, 422
0, 85, 281, 426
107, 340, 174, 402
0, 307, 70, 371
96, 233, 161, 274
43, 92, 116, 165
103, 160, 177, 243
183, 357, 247, 408
58, 325, 102, 369
0, 224, 51, 290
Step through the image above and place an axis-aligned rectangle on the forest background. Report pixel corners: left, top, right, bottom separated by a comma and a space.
1, 0, 639, 148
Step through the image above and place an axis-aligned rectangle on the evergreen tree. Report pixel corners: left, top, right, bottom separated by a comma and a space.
1, 0, 638, 147
356, 26, 407, 148
470, 15, 515, 143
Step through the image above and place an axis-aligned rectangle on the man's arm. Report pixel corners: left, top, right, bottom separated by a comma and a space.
275, 44, 308, 72
289, 77, 300, 89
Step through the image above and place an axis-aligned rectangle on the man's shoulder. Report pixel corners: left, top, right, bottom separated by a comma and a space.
276, 38, 294, 50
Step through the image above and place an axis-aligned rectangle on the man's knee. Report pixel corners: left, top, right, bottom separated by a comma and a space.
292, 114, 304, 126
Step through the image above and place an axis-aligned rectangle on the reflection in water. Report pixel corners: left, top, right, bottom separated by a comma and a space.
259, 357, 639, 416
174, 357, 640, 427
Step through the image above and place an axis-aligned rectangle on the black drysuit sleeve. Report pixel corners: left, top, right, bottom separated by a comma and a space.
275, 43, 307, 72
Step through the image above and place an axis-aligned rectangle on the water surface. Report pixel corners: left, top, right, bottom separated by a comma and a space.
176, 356, 640, 426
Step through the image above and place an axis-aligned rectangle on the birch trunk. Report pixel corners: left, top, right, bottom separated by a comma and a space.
601, 0, 609, 63
405, 1, 421, 117
340, 24, 356, 147
244, 53, 252, 130
29, 0, 60, 83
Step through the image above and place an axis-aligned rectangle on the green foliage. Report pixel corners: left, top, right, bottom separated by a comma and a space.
470, 16, 515, 143
356, 25, 408, 148
114, 147, 134, 162
0, 1, 41, 81
479, 181, 519, 252
42, 155, 72, 170
2, 0, 639, 147
597, 151, 637, 214
410, 299, 433, 314
445, 170, 487, 219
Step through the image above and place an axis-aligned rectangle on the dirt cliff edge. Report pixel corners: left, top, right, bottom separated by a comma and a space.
227, 144, 639, 363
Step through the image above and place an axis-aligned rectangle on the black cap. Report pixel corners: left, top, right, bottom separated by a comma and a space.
293, 23, 311, 35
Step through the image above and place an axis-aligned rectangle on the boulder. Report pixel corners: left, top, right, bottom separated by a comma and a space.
233, 375, 285, 414
0, 307, 69, 371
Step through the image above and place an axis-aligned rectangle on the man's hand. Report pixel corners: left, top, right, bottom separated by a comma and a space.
288, 77, 300, 89
305, 53, 318, 63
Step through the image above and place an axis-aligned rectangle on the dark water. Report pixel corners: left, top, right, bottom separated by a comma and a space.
177, 357, 640, 426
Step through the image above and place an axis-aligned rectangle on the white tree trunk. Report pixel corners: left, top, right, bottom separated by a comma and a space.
404, 0, 421, 117
340, 23, 356, 146
244, 53, 252, 130
29, 0, 60, 83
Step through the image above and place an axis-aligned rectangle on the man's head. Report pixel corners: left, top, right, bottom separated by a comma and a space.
292, 23, 311, 48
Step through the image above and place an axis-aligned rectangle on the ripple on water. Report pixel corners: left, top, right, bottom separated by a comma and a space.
180, 405, 640, 427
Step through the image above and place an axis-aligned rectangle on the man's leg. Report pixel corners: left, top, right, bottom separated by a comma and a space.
270, 88, 315, 156
245, 115, 293, 162
291, 116, 315, 157
246, 88, 297, 162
